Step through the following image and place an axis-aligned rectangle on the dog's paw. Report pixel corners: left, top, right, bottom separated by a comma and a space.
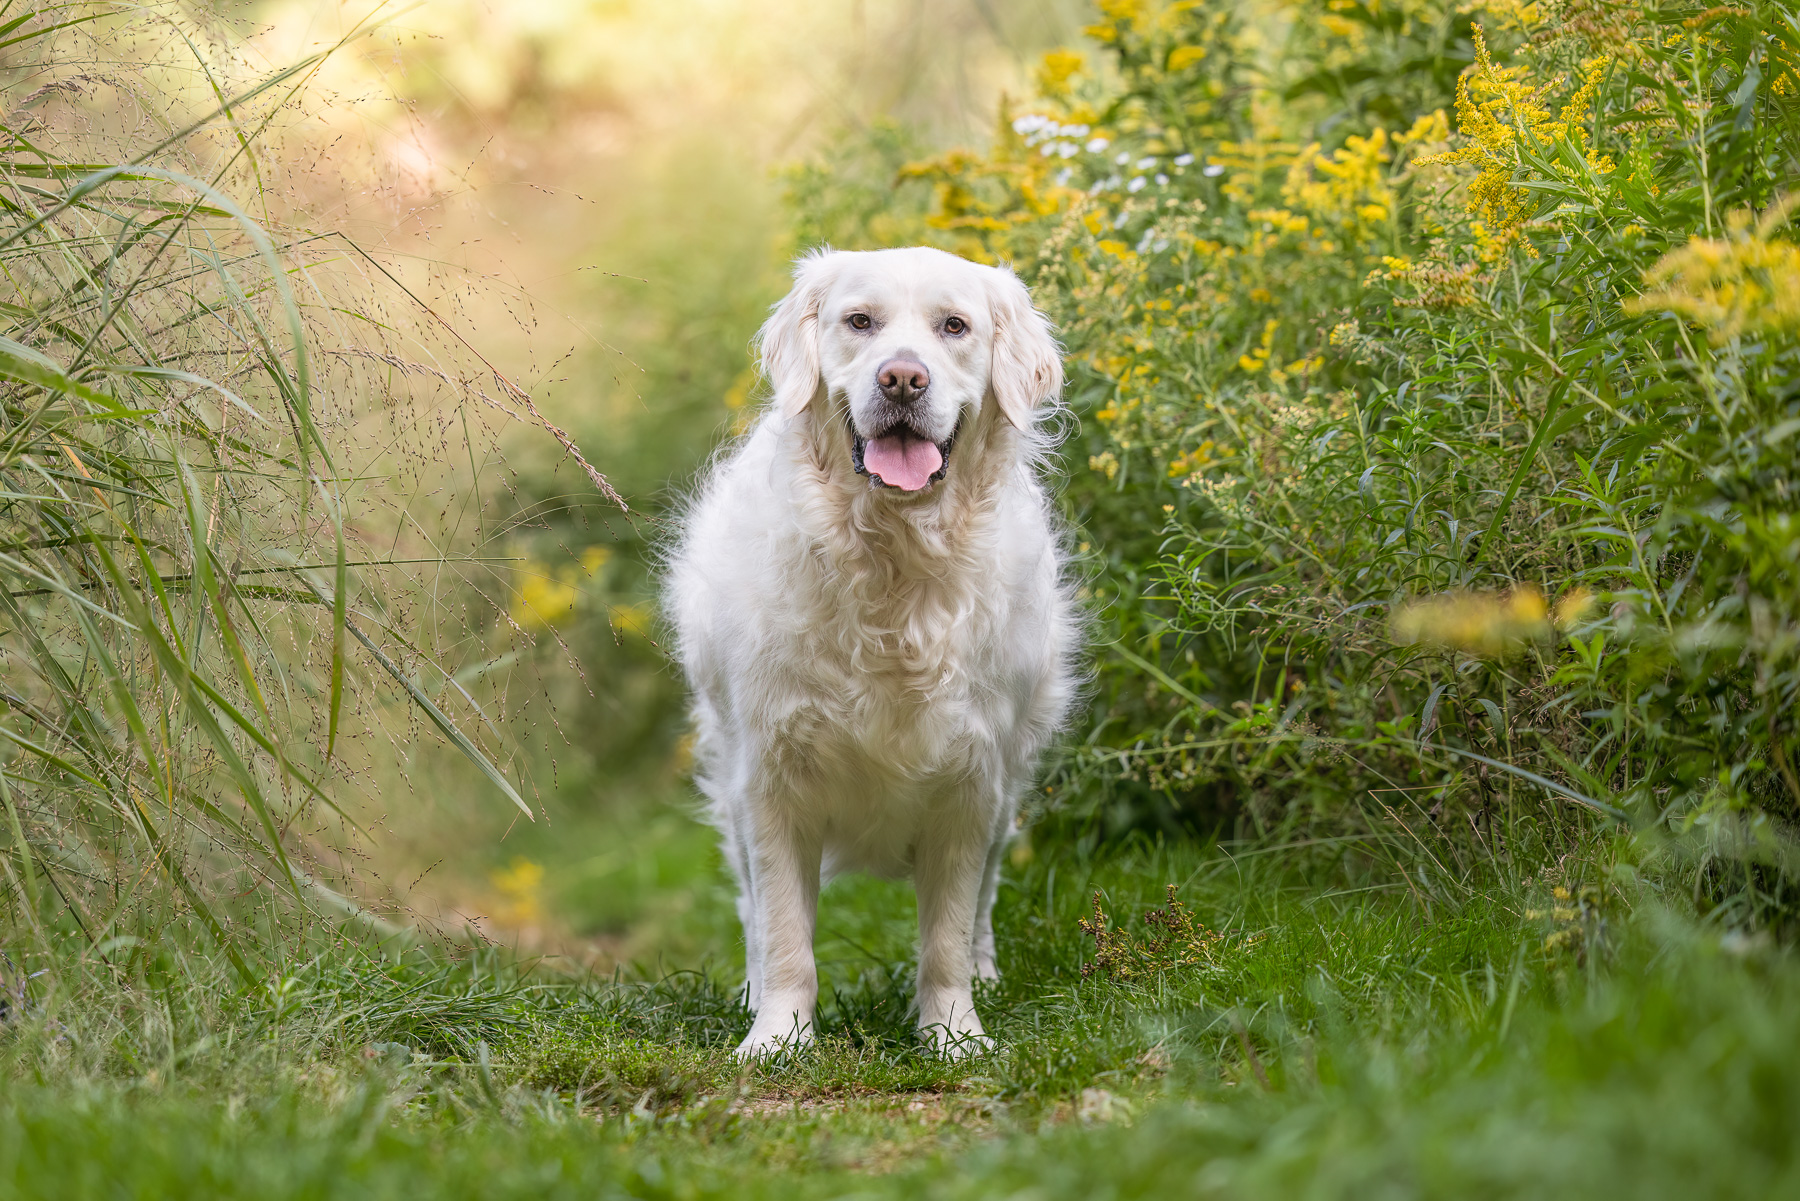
918, 997, 992, 1060
926, 1026, 994, 1061
735, 1013, 814, 1061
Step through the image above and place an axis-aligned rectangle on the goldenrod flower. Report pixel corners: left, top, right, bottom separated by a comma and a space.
511, 568, 579, 630
1237, 318, 1279, 374
1037, 48, 1086, 97
1168, 44, 1208, 71
1625, 196, 1800, 343
510, 548, 611, 630
1392, 586, 1552, 657
1419, 28, 1612, 259
609, 602, 655, 637
1553, 588, 1595, 628
489, 856, 545, 926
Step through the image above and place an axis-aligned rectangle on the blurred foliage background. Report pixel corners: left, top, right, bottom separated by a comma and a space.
3, 0, 1797, 993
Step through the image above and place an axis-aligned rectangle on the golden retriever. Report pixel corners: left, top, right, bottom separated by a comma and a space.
667, 246, 1077, 1056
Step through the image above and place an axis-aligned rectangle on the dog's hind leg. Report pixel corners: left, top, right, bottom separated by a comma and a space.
971, 827, 1007, 981
719, 815, 763, 1013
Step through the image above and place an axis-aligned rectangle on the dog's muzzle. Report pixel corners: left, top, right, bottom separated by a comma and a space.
850, 416, 957, 492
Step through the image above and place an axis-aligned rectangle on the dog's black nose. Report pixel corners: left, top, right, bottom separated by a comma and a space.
877, 357, 930, 404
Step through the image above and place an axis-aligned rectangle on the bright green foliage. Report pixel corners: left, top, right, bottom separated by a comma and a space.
793, 2, 1800, 926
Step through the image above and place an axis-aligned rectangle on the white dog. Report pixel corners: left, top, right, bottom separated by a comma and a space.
666, 246, 1077, 1057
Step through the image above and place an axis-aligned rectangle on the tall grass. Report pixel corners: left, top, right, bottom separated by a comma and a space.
0, 3, 613, 983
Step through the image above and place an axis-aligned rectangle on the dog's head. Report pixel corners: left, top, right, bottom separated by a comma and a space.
756, 247, 1062, 493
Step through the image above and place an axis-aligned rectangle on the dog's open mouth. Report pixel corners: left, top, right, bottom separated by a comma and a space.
850, 421, 956, 492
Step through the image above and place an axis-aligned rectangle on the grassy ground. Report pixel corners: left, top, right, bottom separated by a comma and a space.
4, 813, 1795, 1199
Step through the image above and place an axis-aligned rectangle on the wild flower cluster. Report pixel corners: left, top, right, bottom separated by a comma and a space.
792, 0, 1800, 926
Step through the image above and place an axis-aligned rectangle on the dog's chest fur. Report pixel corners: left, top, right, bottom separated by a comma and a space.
673, 411, 1069, 882
782, 521, 994, 770
758, 503, 1029, 875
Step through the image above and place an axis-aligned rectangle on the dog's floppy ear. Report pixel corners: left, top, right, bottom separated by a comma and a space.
986, 264, 1064, 429
757, 250, 840, 421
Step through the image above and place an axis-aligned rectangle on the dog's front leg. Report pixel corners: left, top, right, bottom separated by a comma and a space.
914, 808, 993, 1057
736, 808, 822, 1058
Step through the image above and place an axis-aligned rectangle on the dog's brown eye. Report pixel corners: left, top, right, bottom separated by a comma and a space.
848, 313, 872, 330
944, 315, 967, 335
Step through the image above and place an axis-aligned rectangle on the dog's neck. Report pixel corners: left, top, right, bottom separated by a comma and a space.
773, 400, 1018, 686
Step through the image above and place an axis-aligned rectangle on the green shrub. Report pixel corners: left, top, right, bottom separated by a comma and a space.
788, 0, 1800, 924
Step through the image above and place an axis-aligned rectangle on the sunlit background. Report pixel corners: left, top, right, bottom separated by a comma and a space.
231, 0, 1085, 965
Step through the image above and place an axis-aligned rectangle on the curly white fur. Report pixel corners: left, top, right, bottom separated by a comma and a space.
666, 247, 1078, 1057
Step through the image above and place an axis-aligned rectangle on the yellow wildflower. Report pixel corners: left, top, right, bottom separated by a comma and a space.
1038, 48, 1086, 97
1463, 0, 1544, 32
511, 567, 578, 630
1283, 130, 1394, 238
510, 548, 612, 630
723, 367, 753, 410
1167, 439, 1218, 478
1085, 0, 1148, 41
1392, 586, 1552, 657
609, 602, 655, 637
1238, 318, 1279, 374
1624, 196, 1800, 343
1419, 27, 1613, 259
1168, 44, 1208, 71
1553, 588, 1595, 628
1397, 109, 1451, 148
1373, 256, 1484, 308
489, 856, 544, 926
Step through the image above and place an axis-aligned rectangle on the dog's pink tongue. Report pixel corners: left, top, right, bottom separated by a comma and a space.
864, 434, 942, 491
